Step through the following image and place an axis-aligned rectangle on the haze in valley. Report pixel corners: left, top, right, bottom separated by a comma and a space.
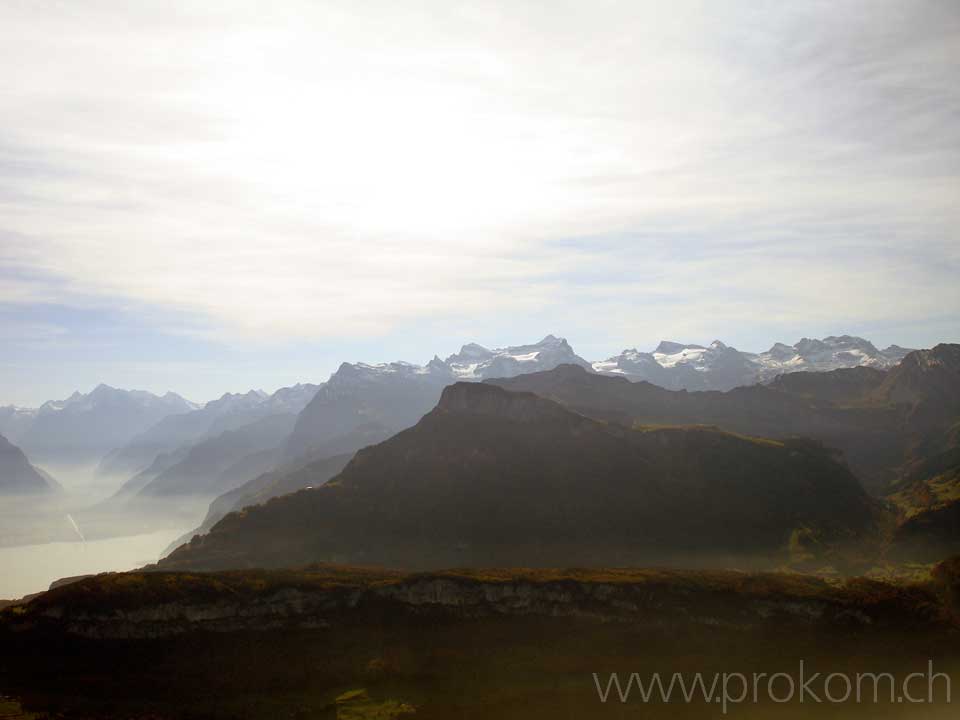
0, 4, 959, 717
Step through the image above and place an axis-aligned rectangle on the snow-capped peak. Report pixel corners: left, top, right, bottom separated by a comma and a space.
324, 336, 591, 385
653, 340, 705, 355
451, 343, 493, 360
446, 335, 590, 380
755, 335, 905, 378
652, 343, 711, 370
595, 335, 913, 391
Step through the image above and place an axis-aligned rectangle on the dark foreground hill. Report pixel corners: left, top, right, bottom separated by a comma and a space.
493, 349, 960, 563
491, 344, 960, 496
161, 382, 882, 572
1, 561, 957, 719
161, 451, 357, 558
490, 364, 909, 495
885, 353, 960, 560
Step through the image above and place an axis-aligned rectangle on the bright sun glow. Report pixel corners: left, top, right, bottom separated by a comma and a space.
1, 1, 957, 362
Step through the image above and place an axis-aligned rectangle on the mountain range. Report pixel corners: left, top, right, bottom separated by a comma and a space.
96, 383, 320, 478
99, 336, 589, 494
0, 333, 931, 539
167, 333, 771, 541
592, 335, 911, 391
494, 345, 960, 494
0, 434, 59, 494
1, 334, 909, 478
282, 334, 911, 460
283, 335, 590, 460
0, 385, 196, 466
162, 380, 881, 572
1, 334, 958, 616
74, 386, 325, 539
499, 345, 960, 561
160, 343, 960, 571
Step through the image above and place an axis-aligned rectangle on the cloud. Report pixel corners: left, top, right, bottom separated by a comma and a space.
0, 0, 957, 349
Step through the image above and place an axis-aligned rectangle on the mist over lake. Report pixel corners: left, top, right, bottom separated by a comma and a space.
0, 528, 188, 599
1, 1, 958, 717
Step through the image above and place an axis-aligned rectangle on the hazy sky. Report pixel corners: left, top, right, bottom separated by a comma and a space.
1, 1, 958, 406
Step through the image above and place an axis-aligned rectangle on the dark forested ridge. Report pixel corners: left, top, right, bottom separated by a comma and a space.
162, 382, 882, 572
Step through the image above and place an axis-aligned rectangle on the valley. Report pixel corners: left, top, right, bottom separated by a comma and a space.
2, 334, 958, 718
4, 6, 957, 715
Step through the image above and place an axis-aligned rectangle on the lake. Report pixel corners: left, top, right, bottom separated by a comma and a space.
0, 528, 189, 599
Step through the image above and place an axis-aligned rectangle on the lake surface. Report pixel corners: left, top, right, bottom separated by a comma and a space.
0, 528, 188, 599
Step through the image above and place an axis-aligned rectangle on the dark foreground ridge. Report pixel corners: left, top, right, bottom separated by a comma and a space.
4, 560, 958, 640
2, 562, 959, 719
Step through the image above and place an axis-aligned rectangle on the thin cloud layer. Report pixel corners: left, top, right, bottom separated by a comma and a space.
0, 1, 958, 359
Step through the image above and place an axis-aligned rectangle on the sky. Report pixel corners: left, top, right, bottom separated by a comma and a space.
1, 0, 958, 406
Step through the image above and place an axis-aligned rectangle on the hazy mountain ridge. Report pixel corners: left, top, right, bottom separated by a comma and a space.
282, 335, 588, 462
1, 333, 909, 475
97, 383, 321, 478
495, 345, 960, 561
0, 385, 196, 466
134, 413, 300, 498
75, 387, 319, 542
0, 406, 38, 444
162, 381, 881, 572
65, 338, 588, 546
495, 345, 959, 494
163, 451, 358, 559
0, 434, 59, 494
0, 333, 925, 517
164, 421, 398, 558
152, 344, 960, 567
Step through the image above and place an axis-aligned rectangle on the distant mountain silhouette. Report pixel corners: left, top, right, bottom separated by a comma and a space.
97, 384, 320, 478
161, 422, 398, 557
162, 382, 880, 572
593, 335, 912, 391
0, 433, 59, 494
132, 413, 300, 497
1, 333, 911, 475
0, 406, 37, 444
5, 385, 195, 466
284, 335, 588, 461
490, 348, 960, 496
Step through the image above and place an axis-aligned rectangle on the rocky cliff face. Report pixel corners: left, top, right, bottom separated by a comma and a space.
8, 567, 950, 640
